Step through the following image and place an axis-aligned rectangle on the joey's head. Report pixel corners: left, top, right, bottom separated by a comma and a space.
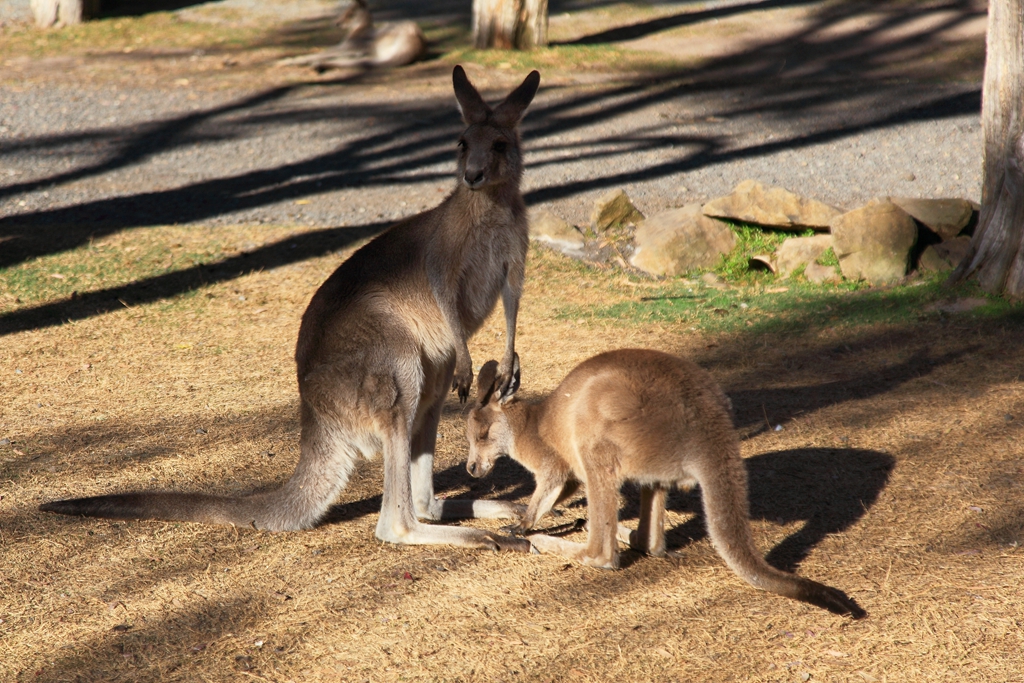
452, 65, 540, 191
465, 359, 516, 478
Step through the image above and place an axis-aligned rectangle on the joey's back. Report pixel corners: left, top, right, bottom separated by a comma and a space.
537, 349, 735, 481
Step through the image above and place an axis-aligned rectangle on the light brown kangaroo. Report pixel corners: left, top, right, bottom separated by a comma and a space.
278, 0, 427, 71
40, 66, 540, 552
465, 349, 866, 617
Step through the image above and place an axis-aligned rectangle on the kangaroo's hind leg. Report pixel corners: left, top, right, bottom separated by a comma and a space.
377, 409, 529, 551
626, 484, 668, 557
409, 359, 524, 523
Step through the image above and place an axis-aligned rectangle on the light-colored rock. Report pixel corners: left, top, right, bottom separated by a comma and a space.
774, 234, 834, 278
804, 262, 841, 284
529, 209, 586, 256
702, 179, 842, 231
919, 235, 972, 272
831, 199, 918, 285
590, 189, 644, 233
890, 197, 975, 240
629, 205, 736, 277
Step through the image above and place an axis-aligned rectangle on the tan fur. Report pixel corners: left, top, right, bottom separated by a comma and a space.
466, 349, 866, 616
40, 67, 541, 553
277, 0, 427, 71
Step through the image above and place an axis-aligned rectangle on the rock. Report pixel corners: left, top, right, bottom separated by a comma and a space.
890, 197, 974, 240
804, 262, 841, 284
830, 199, 918, 285
629, 205, 736, 276
702, 179, 842, 231
774, 234, 834, 278
919, 235, 972, 272
529, 208, 586, 257
590, 189, 644, 233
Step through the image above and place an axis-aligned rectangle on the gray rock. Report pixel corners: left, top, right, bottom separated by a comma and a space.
831, 199, 918, 285
629, 204, 736, 276
775, 234, 834, 278
529, 208, 586, 257
919, 235, 972, 272
890, 197, 974, 240
590, 188, 644, 233
804, 262, 841, 284
702, 179, 842, 231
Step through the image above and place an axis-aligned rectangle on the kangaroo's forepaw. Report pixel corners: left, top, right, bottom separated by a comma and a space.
452, 371, 472, 403
496, 352, 521, 400
500, 523, 529, 537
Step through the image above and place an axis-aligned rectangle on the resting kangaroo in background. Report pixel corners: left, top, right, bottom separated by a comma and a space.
465, 349, 866, 617
40, 66, 540, 552
277, 0, 427, 71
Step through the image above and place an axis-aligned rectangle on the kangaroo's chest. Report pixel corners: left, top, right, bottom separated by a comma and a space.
457, 223, 523, 327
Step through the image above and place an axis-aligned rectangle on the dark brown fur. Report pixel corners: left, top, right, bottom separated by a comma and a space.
466, 349, 866, 617
41, 66, 540, 552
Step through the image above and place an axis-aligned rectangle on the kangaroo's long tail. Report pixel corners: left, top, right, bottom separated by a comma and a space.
40, 409, 362, 532
696, 445, 866, 619
40, 492, 273, 527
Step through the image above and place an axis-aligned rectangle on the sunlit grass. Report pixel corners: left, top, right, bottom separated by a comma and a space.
0, 13, 264, 60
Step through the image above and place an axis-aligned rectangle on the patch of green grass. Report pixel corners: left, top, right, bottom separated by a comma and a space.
558, 272, 1024, 335
711, 223, 816, 283
816, 246, 839, 267
0, 14, 262, 60
0, 228, 242, 312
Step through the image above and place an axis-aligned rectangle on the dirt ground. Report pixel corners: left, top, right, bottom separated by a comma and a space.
1, 1, 1022, 682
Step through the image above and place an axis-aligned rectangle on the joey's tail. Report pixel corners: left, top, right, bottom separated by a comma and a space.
40, 409, 362, 532
696, 448, 866, 618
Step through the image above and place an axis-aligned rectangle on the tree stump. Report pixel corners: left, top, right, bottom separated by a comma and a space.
472, 0, 548, 50
30, 0, 100, 27
949, 0, 1024, 296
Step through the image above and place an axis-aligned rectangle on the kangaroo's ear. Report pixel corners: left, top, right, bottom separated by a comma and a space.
492, 70, 540, 128
498, 352, 521, 404
474, 359, 500, 407
453, 65, 491, 125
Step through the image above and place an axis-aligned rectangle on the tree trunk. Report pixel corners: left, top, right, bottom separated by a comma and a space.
949, 0, 1024, 296
30, 0, 99, 27
472, 0, 548, 50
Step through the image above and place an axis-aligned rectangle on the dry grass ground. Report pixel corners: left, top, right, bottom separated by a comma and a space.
1, 227, 1022, 682
0, 1, 1019, 681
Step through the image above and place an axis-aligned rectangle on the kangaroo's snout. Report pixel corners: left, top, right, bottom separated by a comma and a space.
463, 167, 486, 189
466, 459, 489, 478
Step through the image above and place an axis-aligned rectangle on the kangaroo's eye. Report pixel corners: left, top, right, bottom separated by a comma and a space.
457, 139, 466, 150
492, 140, 507, 154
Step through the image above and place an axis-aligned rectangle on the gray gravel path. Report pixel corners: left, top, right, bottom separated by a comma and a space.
0, 0, 983, 271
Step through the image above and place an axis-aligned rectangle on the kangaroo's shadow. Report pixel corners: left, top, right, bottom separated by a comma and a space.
319, 455, 535, 526
621, 447, 893, 572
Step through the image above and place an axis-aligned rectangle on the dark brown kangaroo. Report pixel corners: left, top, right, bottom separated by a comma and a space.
40, 66, 540, 552
465, 349, 866, 617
